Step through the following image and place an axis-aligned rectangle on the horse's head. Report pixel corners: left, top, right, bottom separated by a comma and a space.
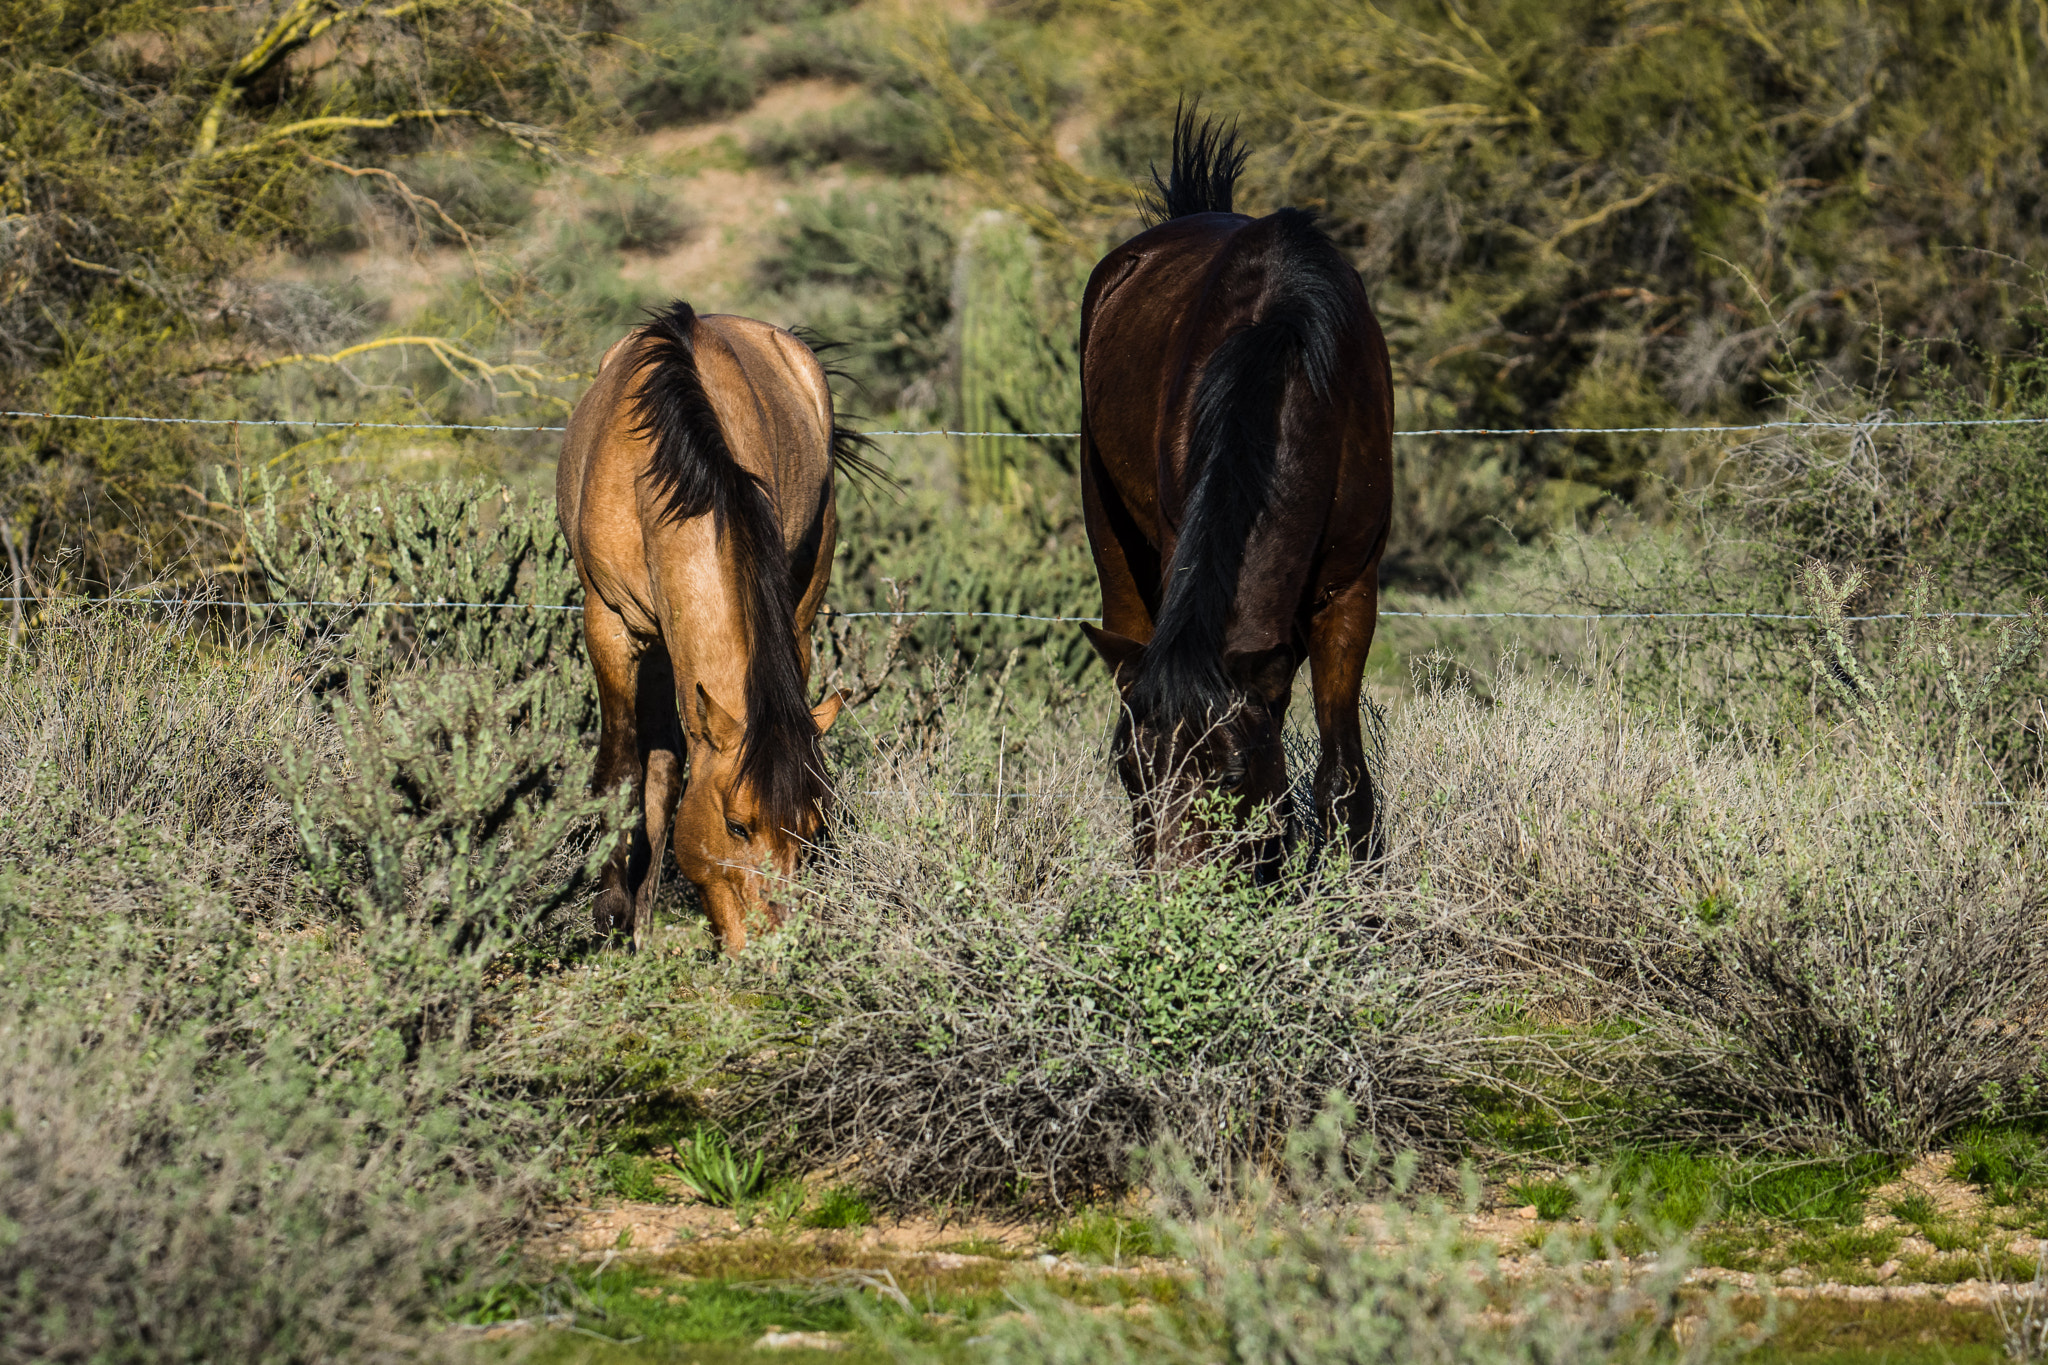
1085, 625, 1292, 866
676, 683, 844, 953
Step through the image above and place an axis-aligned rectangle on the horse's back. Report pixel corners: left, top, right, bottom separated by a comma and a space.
1080, 209, 1390, 561
689, 314, 835, 548
556, 310, 834, 628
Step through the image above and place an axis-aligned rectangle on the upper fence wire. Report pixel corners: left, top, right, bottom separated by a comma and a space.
13, 407, 2048, 439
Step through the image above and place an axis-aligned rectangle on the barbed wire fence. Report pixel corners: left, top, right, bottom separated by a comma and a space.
2, 404, 2042, 625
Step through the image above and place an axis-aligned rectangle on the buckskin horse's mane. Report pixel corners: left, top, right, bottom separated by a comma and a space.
630, 300, 829, 838
1128, 110, 1360, 738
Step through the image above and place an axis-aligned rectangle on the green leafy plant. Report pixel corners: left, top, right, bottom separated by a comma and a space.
1506, 1179, 1578, 1222
802, 1186, 875, 1229
279, 666, 619, 956
670, 1126, 769, 1208
241, 473, 587, 707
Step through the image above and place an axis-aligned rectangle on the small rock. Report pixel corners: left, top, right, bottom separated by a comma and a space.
755, 1330, 845, 1351
1515, 1205, 1540, 1221
1874, 1260, 1900, 1282
1779, 1267, 1810, 1285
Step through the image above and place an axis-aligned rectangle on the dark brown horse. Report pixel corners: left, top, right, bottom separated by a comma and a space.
557, 301, 856, 952
1078, 109, 1394, 865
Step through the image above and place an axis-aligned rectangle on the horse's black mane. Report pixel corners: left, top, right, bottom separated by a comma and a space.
631, 299, 829, 837
1130, 210, 1357, 735
1142, 100, 1250, 225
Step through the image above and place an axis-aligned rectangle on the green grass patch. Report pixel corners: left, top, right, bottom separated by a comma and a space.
801, 1186, 874, 1230
1611, 1149, 1897, 1229
603, 1152, 679, 1205
1950, 1122, 2048, 1204
1750, 1297, 2003, 1364
1045, 1208, 1160, 1263
1505, 1178, 1578, 1220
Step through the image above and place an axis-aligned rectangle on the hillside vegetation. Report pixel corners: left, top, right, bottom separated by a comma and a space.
12, 0, 2048, 590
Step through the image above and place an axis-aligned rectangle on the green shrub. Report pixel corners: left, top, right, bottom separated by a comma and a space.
625, 38, 756, 126
395, 152, 541, 241
0, 606, 573, 1362
279, 664, 618, 959
239, 473, 588, 709
752, 183, 957, 415
587, 180, 695, 253
732, 768, 1477, 1205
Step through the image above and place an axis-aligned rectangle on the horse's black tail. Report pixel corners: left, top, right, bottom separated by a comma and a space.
1143, 99, 1250, 224
631, 300, 829, 837
1135, 210, 1356, 726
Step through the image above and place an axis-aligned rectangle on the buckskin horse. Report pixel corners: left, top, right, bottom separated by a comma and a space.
557, 301, 858, 952
1078, 108, 1395, 866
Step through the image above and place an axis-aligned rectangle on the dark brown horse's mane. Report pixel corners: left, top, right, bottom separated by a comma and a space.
1131, 201, 1360, 736
630, 299, 830, 839
1142, 100, 1250, 225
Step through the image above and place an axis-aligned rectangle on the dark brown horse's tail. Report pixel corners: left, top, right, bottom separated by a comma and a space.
1136, 211, 1358, 727
630, 300, 829, 838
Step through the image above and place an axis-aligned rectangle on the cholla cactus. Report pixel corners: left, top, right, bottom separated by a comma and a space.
1798, 558, 2045, 774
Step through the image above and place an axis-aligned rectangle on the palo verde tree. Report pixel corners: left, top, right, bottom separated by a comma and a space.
0, 0, 615, 584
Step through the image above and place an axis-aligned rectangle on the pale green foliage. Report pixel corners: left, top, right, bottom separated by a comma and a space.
239, 472, 590, 715
278, 666, 621, 953
0, 604, 572, 1362
964, 1101, 1742, 1365
1798, 559, 2046, 774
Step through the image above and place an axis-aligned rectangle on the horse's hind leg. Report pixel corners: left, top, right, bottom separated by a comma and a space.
584, 593, 655, 941
632, 644, 684, 952
1306, 578, 1381, 861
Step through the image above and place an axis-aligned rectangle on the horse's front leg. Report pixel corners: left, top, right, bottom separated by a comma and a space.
1306, 578, 1381, 861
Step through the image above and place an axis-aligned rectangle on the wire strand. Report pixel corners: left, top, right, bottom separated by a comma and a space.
12, 408, 2048, 440
4, 597, 2024, 623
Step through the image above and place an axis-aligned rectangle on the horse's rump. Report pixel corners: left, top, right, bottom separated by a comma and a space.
1083, 206, 1380, 730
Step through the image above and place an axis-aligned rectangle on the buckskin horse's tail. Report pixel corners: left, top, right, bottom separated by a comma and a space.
1136, 210, 1359, 726
630, 300, 828, 837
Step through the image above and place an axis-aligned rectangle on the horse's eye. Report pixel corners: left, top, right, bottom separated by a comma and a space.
725, 819, 750, 842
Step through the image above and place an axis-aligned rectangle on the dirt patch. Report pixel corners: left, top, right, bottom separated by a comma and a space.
550, 1198, 1044, 1263
1868, 1151, 1989, 1225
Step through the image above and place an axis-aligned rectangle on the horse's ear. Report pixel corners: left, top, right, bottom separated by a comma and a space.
1224, 647, 1296, 707
1081, 623, 1145, 696
811, 688, 850, 735
694, 683, 744, 753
